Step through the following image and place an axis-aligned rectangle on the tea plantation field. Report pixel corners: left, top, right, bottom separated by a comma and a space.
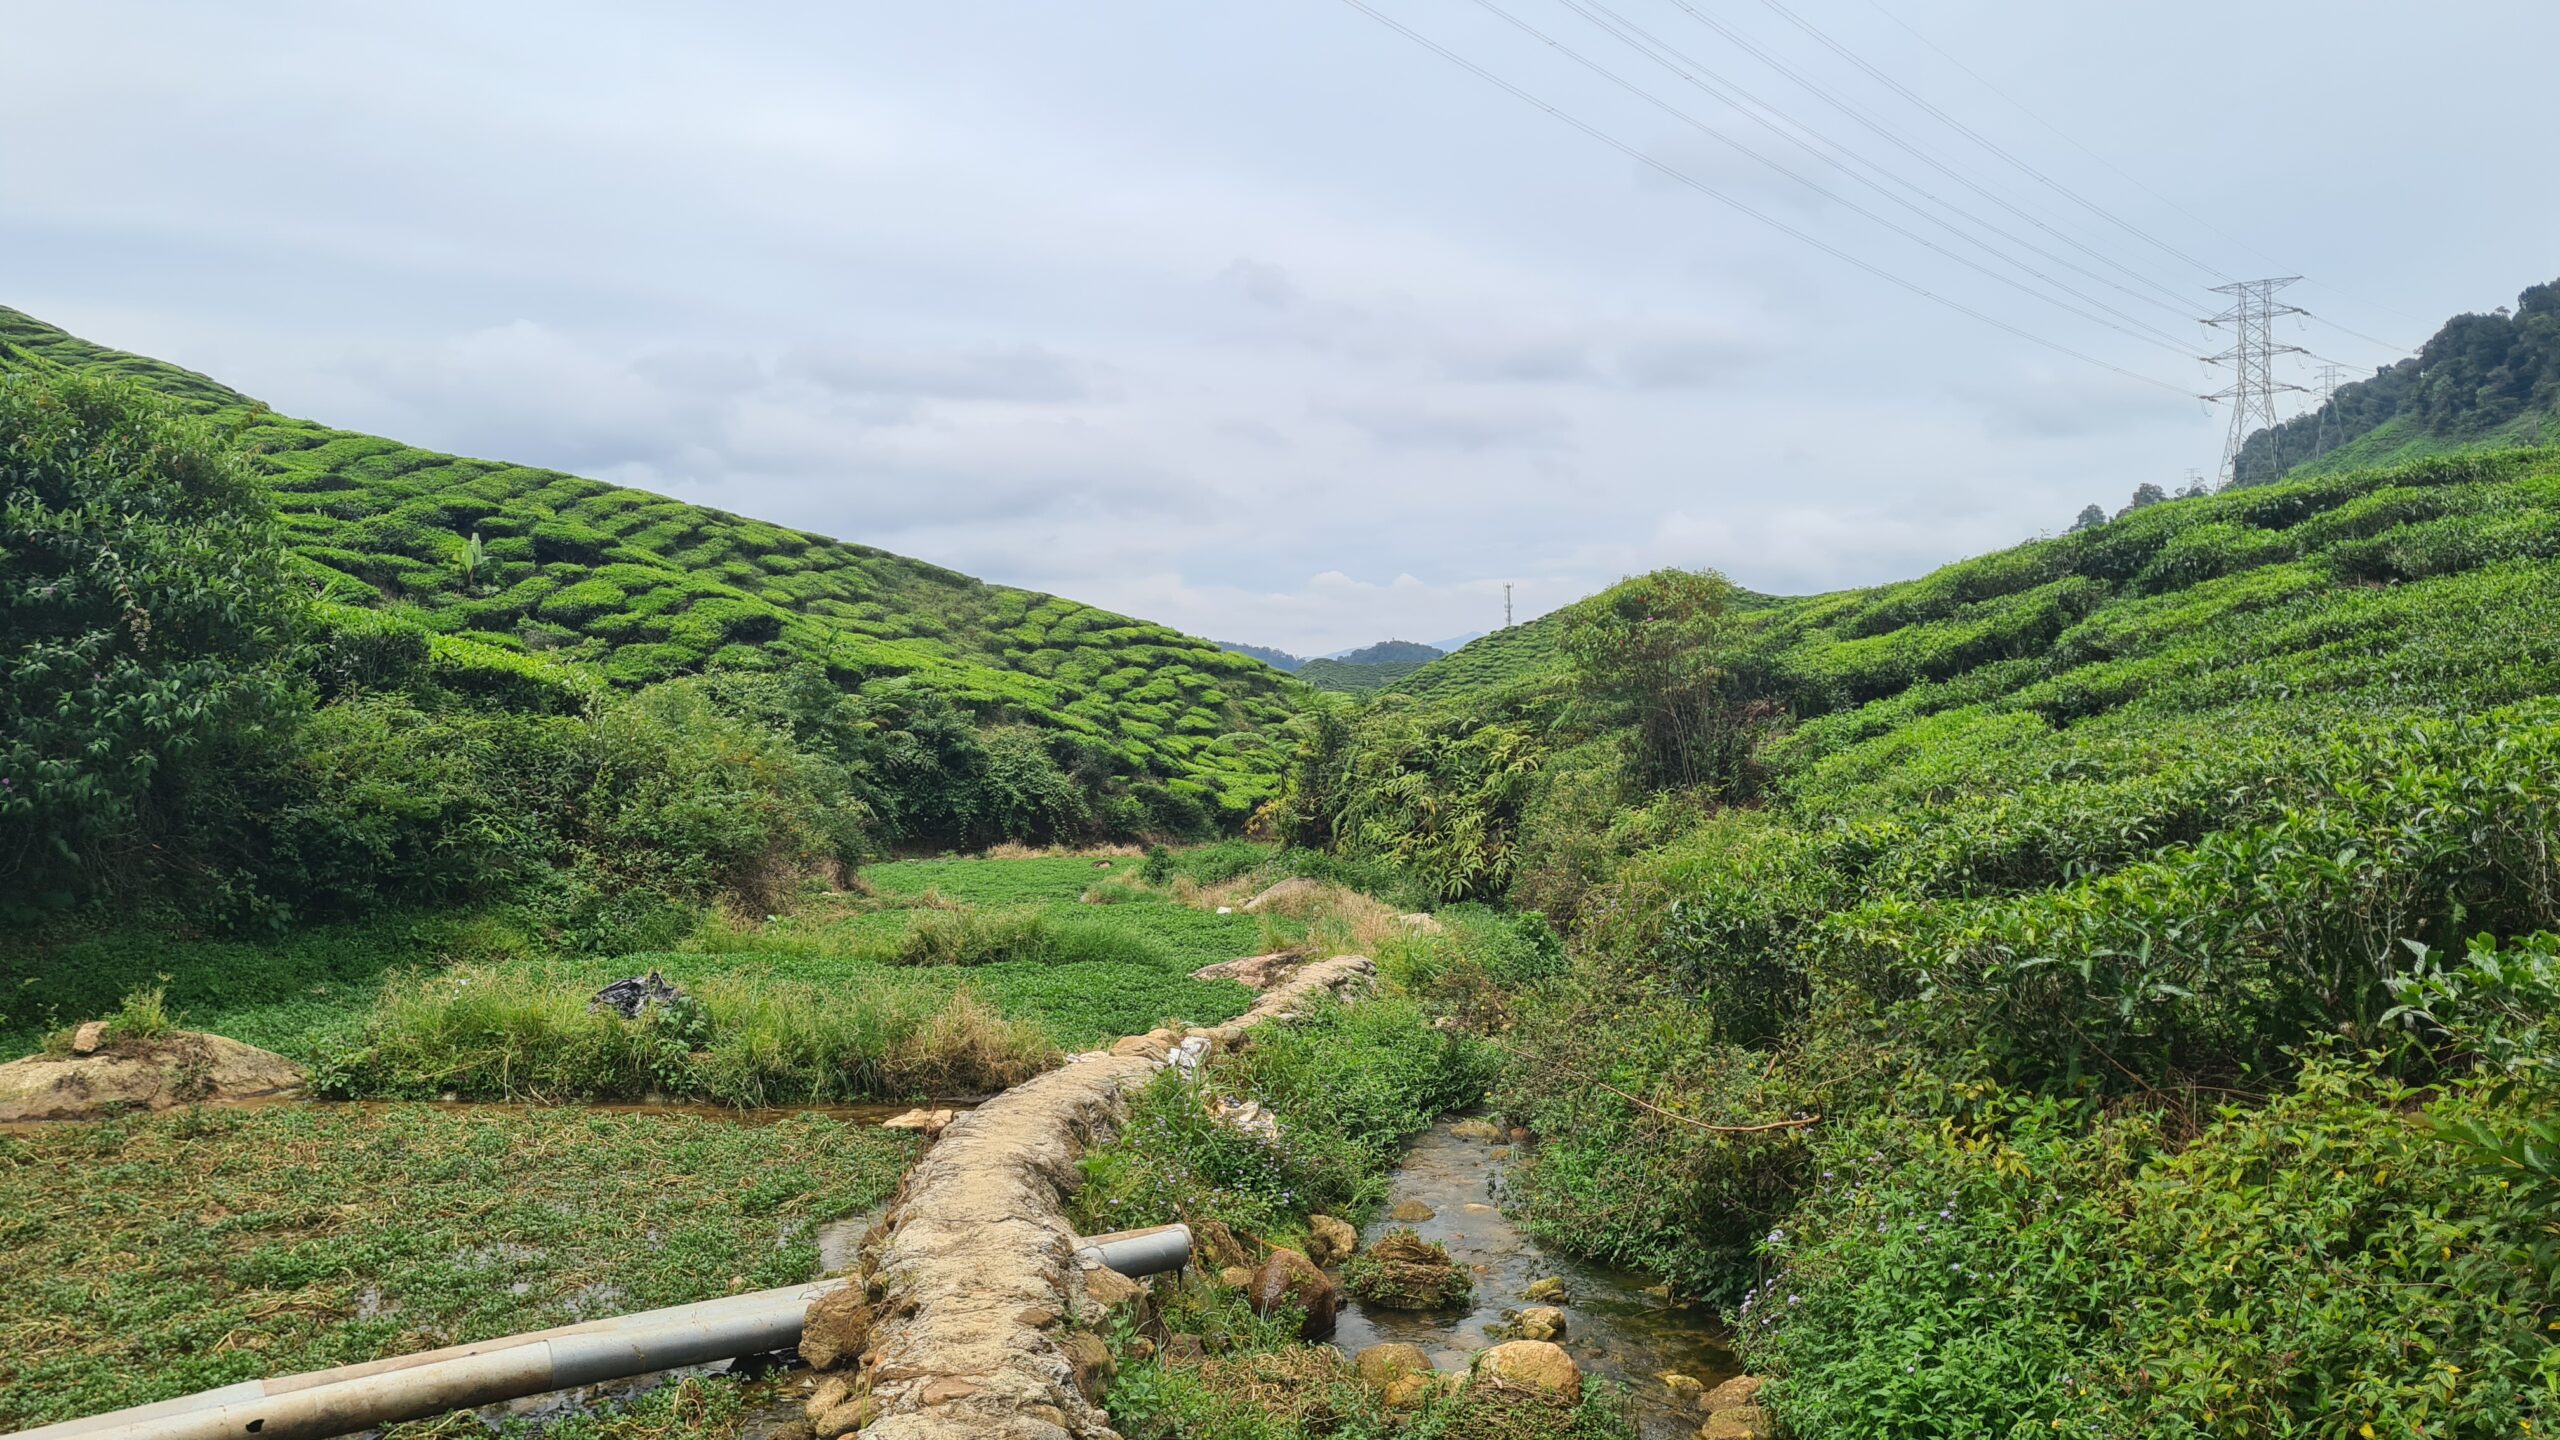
0, 306, 1305, 823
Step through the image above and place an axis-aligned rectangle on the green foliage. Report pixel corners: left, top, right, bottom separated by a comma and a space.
2238, 274, 2560, 484
1742, 1061, 2559, 1438
1281, 448, 2560, 1434
0, 370, 300, 912
1559, 569, 1760, 792
0, 304, 1307, 854
1071, 996, 1492, 1239
0, 1104, 911, 1429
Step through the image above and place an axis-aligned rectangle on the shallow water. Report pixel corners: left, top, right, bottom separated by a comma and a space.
1331, 1117, 1739, 1440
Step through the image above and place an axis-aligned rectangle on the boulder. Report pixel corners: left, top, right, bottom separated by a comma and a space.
1161, 1333, 1208, 1366
1388, 1199, 1436, 1223
1192, 1217, 1252, 1271
1343, 1229, 1473, 1310
1522, 1276, 1569, 1304
1354, 1343, 1431, 1389
0, 1033, 302, 1123
1477, 1340, 1582, 1401
1700, 1374, 1767, 1413
1062, 1331, 1116, 1403
1218, 1265, 1254, 1290
1659, 1371, 1707, 1406
1383, 1374, 1439, 1411
880, 1106, 957, 1137
1245, 1247, 1339, 1339
69, 1022, 106, 1056
1701, 1405, 1777, 1439
1305, 1213, 1359, 1268
1242, 876, 1326, 913
1512, 1305, 1567, 1342
1080, 1264, 1146, 1312
1191, 952, 1303, 989
1449, 1118, 1503, 1140
797, 1286, 873, 1370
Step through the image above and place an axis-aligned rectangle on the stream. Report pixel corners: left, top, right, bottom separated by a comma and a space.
1333, 1117, 1739, 1439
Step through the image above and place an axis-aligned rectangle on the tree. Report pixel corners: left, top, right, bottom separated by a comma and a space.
2116, 482, 2168, 518
2068, 503, 2108, 533
2, 372, 302, 905
1558, 568, 1756, 795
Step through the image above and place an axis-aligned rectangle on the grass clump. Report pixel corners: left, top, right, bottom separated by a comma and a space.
318, 964, 1054, 1104
0, 1104, 913, 1429
1071, 995, 1492, 1250
1340, 1229, 1472, 1310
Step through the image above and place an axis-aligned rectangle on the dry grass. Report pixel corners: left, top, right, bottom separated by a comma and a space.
1193, 1345, 1359, 1428
984, 841, 1144, 860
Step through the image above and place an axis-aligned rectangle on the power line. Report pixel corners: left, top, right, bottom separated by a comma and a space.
1332, 0, 2201, 397
2299, 311, 2414, 359
1648, 0, 2203, 317
1852, 0, 2441, 337
1751, 0, 2231, 282
1465, 0, 2205, 358
1555, 0, 2205, 332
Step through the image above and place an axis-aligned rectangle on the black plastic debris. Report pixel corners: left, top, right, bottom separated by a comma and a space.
590, 969, 687, 1019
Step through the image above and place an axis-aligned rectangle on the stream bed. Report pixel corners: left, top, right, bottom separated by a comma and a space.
1333, 1117, 1739, 1439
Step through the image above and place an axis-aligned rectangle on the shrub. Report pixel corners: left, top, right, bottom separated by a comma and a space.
1, 372, 301, 911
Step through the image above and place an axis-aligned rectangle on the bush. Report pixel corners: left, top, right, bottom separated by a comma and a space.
1, 372, 301, 911
1743, 1061, 2560, 1438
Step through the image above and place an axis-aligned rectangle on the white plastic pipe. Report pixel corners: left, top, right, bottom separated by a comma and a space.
15, 1226, 1194, 1440
1073, 1222, 1193, 1278
10, 1281, 839, 1440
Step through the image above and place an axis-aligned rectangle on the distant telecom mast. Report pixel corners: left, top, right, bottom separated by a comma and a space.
1504, 583, 1513, 630
2205, 277, 2309, 486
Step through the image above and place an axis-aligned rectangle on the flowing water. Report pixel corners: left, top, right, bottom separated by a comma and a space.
1333, 1117, 1739, 1440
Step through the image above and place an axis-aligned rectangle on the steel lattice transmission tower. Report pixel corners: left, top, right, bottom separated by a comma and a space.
2204, 277, 2309, 486
2308, 361, 2351, 460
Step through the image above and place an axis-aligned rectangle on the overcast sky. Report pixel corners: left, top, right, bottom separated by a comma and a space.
8, 2, 2556, 653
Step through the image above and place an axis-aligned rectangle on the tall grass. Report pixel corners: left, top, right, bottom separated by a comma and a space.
319, 964, 1055, 1104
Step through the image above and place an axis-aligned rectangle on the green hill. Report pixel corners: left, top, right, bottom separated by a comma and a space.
1278, 446, 2560, 1432
0, 306, 1303, 825
2234, 273, 2560, 483
1293, 656, 1429, 694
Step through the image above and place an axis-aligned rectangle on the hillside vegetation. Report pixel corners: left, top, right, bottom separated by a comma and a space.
2, 312, 1320, 963
1279, 447, 2560, 1436
0, 306, 1302, 836
2235, 273, 2560, 483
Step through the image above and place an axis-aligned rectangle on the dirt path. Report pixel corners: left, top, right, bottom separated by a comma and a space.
839, 955, 1375, 1440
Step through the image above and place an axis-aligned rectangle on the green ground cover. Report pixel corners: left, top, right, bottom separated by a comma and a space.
1, 849, 1305, 1102
0, 1104, 913, 1430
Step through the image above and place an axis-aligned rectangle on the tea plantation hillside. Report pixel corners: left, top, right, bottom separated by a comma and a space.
0, 306, 1304, 824
1279, 446, 2560, 1435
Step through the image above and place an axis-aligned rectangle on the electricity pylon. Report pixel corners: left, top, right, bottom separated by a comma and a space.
2205, 277, 2309, 485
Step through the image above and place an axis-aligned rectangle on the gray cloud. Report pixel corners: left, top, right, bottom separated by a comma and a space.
6, 0, 2554, 653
